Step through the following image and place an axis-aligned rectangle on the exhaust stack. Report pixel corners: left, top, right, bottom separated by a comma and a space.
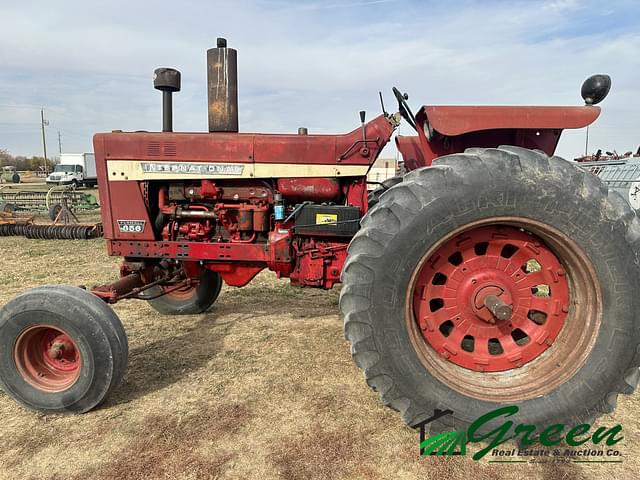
207, 38, 238, 132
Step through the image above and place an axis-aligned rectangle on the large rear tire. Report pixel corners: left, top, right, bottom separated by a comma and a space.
367, 176, 402, 208
0, 285, 128, 413
341, 146, 640, 432
146, 267, 223, 315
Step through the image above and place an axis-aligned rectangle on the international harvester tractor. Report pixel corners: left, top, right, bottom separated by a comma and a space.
1, 39, 638, 436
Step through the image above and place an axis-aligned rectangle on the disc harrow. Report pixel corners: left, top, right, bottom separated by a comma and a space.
23, 224, 101, 240
0, 223, 101, 240
0, 212, 102, 240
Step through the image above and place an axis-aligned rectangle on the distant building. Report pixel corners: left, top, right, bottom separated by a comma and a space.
367, 157, 397, 188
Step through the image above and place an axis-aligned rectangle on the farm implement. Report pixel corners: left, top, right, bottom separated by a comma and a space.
0, 185, 99, 219
1, 39, 638, 438
0, 186, 101, 240
0, 219, 101, 240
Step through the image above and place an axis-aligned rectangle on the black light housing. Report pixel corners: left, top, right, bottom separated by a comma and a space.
581, 74, 611, 105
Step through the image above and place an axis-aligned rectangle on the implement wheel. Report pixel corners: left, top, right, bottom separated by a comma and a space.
48, 203, 63, 221
146, 265, 223, 315
0, 202, 16, 214
0, 286, 128, 413
341, 146, 640, 432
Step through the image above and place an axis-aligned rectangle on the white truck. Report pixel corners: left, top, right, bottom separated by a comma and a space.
46, 153, 97, 187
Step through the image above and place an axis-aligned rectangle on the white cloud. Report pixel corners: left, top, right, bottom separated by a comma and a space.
0, 0, 637, 160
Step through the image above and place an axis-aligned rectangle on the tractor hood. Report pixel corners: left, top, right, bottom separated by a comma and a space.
416, 105, 600, 137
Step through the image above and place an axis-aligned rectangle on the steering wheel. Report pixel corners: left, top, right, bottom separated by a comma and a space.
392, 86, 417, 131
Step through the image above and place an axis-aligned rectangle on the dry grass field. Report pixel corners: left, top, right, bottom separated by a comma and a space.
0, 233, 639, 480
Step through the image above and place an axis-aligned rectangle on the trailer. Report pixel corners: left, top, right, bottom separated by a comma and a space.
577, 157, 640, 210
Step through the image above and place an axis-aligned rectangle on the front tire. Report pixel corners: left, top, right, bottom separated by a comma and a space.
146, 267, 223, 315
341, 146, 640, 432
0, 286, 128, 413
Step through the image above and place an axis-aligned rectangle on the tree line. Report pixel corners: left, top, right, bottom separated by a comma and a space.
0, 149, 57, 171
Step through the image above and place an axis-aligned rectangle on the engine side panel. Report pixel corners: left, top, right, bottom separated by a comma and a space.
92, 115, 394, 289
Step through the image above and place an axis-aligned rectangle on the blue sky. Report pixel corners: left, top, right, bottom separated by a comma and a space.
0, 0, 638, 159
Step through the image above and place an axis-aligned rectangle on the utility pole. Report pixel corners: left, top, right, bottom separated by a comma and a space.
40, 109, 49, 174
58, 131, 62, 155
585, 126, 589, 156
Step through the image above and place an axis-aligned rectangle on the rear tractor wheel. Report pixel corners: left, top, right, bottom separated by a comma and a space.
0, 286, 128, 413
341, 146, 640, 432
367, 175, 402, 208
145, 264, 223, 315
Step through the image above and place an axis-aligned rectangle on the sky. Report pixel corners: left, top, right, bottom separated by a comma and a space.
0, 0, 638, 160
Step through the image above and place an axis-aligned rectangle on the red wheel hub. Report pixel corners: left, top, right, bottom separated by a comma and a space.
14, 325, 82, 392
163, 284, 196, 300
413, 225, 570, 372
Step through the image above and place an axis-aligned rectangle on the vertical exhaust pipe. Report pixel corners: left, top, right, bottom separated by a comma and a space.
207, 38, 238, 132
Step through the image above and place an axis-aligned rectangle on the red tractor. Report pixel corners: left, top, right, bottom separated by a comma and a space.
1, 39, 638, 435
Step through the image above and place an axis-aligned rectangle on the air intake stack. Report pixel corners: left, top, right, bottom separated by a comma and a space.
207, 38, 238, 132
153, 67, 181, 132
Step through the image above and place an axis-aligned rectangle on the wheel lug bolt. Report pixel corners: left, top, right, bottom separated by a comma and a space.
483, 294, 513, 321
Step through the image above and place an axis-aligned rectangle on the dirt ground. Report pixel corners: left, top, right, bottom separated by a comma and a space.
0, 235, 638, 480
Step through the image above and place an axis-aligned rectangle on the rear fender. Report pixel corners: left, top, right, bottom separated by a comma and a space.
397, 105, 600, 170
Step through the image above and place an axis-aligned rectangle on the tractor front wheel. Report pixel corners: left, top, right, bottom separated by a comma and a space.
146, 266, 223, 315
0, 285, 128, 413
341, 146, 640, 432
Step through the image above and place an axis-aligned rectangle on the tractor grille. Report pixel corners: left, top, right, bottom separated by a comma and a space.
146, 141, 162, 156
146, 141, 177, 157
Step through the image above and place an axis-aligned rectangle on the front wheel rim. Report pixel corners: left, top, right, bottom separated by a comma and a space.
406, 218, 602, 402
14, 325, 82, 392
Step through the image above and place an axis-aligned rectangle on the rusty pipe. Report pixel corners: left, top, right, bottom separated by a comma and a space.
207, 38, 238, 132
175, 208, 217, 219
106, 272, 146, 297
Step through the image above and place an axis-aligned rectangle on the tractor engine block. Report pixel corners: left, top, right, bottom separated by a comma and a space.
156, 180, 274, 243
140, 177, 358, 289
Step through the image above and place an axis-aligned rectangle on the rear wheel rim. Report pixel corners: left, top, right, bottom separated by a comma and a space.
406, 218, 601, 402
14, 325, 82, 392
